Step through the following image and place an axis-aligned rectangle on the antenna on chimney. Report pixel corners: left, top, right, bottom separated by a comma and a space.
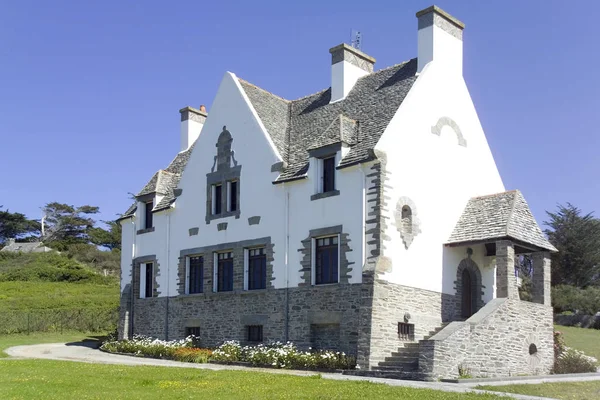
351, 29, 362, 50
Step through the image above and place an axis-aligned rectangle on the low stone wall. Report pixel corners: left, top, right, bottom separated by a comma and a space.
129, 283, 362, 357
554, 313, 600, 329
365, 279, 456, 368
419, 298, 554, 380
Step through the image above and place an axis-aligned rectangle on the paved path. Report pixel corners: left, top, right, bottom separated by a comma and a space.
5, 342, 555, 400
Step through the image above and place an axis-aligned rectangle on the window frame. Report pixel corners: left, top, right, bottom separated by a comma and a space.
227, 180, 238, 212
214, 251, 234, 292
245, 247, 266, 291
312, 235, 340, 285
186, 255, 204, 295
212, 184, 223, 215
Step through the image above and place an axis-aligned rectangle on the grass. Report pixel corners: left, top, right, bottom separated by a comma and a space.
0, 332, 104, 358
479, 381, 600, 400
0, 359, 509, 400
0, 281, 118, 311
556, 324, 600, 360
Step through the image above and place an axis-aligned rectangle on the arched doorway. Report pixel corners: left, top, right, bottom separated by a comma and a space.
455, 257, 483, 320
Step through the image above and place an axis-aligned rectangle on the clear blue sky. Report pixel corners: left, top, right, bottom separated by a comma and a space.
1, 0, 598, 226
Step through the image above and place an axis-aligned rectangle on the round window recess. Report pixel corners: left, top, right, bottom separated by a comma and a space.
529, 343, 538, 355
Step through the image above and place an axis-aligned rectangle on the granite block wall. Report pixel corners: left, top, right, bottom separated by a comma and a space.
419, 298, 554, 380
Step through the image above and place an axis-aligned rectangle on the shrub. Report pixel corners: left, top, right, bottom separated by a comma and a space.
212, 341, 356, 370
101, 335, 196, 358
172, 348, 213, 363
553, 285, 600, 315
554, 347, 598, 374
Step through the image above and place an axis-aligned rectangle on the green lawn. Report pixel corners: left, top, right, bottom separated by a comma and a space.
556, 324, 600, 360
0, 332, 103, 358
479, 381, 600, 400
0, 359, 508, 400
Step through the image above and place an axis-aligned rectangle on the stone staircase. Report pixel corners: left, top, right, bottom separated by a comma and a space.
343, 324, 447, 380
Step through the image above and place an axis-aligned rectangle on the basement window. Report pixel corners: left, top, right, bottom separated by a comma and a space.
247, 325, 263, 342
398, 322, 414, 341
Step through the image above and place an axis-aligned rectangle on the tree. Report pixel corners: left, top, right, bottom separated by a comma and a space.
89, 220, 122, 250
0, 206, 40, 244
544, 203, 600, 288
42, 203, 99, 249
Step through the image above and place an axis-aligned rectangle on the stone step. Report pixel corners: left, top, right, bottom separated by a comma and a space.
384, 355, 420, 363
390, 349, 420, 357
375, 361, 418, 370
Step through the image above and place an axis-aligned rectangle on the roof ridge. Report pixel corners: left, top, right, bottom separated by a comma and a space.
238, 78, 290, 103
471, 189, 518, 200
292, 87, 330, 102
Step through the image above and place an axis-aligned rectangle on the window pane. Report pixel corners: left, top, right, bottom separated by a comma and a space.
248, 249, 266, 290
214, 185, 222, 215
315, 237, 338, 285
145, 201, 153, 229
323, 157, 335, 192
230, 181, 238, 211
218, 254, 233, 292
145, 263, 153, 297
189, 256, 203, 294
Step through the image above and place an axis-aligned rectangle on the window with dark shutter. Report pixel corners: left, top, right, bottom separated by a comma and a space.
315, 236, 338, 285
248, 248, 266, 290
217, 252, 233, 292
145, 200, 153, 229
145, 262, 153, 298
247, 325, 263, 342
188, 256, 203, 294
214, 184, 222, 215
322, 156, 335, 193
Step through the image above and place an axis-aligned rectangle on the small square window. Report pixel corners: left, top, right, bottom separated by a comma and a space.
247, 325, 263, 342
185, 326, 200, 337
398, 322, 414, 341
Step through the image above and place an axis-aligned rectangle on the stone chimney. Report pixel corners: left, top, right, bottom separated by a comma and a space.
416, 5, 465, 75
329, 44, 375, 103
179, 105, 207, 151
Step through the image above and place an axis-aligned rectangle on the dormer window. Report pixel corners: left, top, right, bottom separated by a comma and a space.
309, 144, 341, 201
322, 156, 336, 193
144, 200, 154, 229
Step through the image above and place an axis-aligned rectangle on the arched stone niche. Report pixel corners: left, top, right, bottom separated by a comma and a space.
431, 116, 467, 147
394, 196, 421, 249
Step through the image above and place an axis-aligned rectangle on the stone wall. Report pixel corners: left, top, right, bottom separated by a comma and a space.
130, 283, 362, 356
419, 298, 554, 380
365, 279, 456, 368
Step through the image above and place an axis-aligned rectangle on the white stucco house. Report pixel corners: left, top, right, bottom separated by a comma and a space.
117, 6, 557, 380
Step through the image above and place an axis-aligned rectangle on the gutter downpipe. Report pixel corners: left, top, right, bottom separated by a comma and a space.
359, 166, 367, 271
284, 182, 290, 342
129, 217, 136, 339
165, 212, 171, 340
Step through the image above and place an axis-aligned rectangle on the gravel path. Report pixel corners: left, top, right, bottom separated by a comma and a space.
5, 342, 556, 400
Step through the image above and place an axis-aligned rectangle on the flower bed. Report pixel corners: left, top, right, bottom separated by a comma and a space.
101, 336, 355, 370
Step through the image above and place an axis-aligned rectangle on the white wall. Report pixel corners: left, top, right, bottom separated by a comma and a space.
375, 60, 504, 296
123, 70, 367, 295
417, 24, 463, 76
331, 61, 369, 103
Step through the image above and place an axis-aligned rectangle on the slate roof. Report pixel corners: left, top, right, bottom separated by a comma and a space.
118, 145, 194, 220
447, 190, 557, 252
239, 58, 418, 182
120, 57, 417, 216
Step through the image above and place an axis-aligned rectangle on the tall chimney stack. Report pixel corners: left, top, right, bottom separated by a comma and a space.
416, 6, 465, 75
179, 105, 207, 151
329, 44, 375, 103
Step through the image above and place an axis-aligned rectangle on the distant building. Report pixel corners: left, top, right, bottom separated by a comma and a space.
118, 5, 557, 380
1, 238, 53, 253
